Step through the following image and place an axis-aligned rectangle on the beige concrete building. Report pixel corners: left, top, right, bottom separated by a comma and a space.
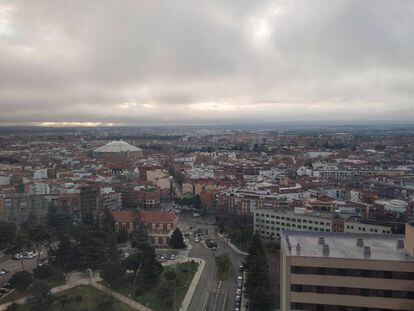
280, 224, 414, 310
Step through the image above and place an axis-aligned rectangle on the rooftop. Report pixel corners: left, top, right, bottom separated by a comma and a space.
94, 141, 142, 153
281, 230, 412, 262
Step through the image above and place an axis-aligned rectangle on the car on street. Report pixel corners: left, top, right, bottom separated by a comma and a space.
235, 295, 241, 302
194, 237, 200, 243
237, 282, 243, 289
237, 275, 243, 282
236, 288, 241, 295
22, 251, 38, 259
169, 254, 176, 260
0, 269, 9, 276
235, 301, 241, 308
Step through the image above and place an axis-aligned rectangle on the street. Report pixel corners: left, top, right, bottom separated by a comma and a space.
178, 213, 246, 311
0, 255, 40, 286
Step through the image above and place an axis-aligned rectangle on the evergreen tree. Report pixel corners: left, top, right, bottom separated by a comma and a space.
0, 221, 16, 250
169, 228, 185, 249
27, 279, 52, 311
245, 234, 273, 310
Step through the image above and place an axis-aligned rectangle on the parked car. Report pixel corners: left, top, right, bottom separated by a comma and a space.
237, 282, 242, 289
39, 258, 49, 266
13, 253, 22, 260
194, 237, 200, 243
22, 251, 38, 259
237, 276, 243, 282
160, 254, 167, 260
0, 269, 9, 276
235, 295, 241, 302
169, 254, 176, 260
236, 288, 241, 295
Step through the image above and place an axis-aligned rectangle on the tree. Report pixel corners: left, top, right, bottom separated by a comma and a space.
27, 279, 52, 311
45, 206, 72, 239
101, 261, 126, 287
9, 271, 33, 291
245, 234, 273, 310
132, 242, 163, 285
98, 209, 119, 260
28, 224, 51, 267
33, 265, 64, 283
169, 228, 185, 249
0, 221, 16, 250
123, 253, 142, 293
6, 233, 32, 271
117, 228, 129, 244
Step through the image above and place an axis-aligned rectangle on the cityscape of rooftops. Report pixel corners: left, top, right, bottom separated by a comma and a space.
0, 1, 413, 311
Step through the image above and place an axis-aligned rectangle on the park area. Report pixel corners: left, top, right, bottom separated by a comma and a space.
107, 261, 198, 311
4, 285, 135, 311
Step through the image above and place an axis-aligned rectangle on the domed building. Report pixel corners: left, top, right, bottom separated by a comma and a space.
93, 141, 143, 160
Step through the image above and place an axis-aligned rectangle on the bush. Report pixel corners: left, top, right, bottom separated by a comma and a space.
164, 270, 177, 281
5, 303, 20, 311
33, 265, 64, 282
75, 294, 83, 302
134, 286, 146, 296
9, 271, 33, 291
95, 295, 114, 311
100, 261, 126, 287
164, 297, 174, 308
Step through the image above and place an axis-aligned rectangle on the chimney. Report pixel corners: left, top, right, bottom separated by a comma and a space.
318, 237, 325, 245
356, 238, 364, 247
363, 246, 371, 258
322, 244, 329, 257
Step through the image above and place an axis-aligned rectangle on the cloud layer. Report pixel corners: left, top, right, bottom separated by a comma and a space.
1, 0, 414, 126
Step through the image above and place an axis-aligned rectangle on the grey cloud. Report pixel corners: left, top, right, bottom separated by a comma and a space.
0, 0, 414, 125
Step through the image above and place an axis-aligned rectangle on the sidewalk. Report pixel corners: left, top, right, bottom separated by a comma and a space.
179, 257, 206, 311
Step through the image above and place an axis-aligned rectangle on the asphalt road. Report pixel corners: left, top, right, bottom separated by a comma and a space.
0, 255, 40, 286
178, 213, 246, 311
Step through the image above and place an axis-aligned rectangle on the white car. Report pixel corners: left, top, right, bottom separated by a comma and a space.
194, 237, 200, 242
22, 251, 38, 259
0, 269, 9, 276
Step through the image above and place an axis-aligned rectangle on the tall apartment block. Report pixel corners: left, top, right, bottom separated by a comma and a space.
280, 223, 414, 310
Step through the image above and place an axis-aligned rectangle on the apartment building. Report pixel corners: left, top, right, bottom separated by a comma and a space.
280, 224, 414, 310
254, 209, 392, 239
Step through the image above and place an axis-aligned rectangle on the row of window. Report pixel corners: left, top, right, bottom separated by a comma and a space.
291, 266, 414, 280
256, 213, 330, 226
291, 302, 397, 311
291, 284, 414, 299
256, 224, 331, 232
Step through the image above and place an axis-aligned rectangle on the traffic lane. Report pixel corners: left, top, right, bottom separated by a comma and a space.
188, 240, 217, 311
0, 255, 44, 286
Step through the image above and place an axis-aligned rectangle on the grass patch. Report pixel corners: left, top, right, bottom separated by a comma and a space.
109, 262, 198, 311
5, 285, 136, 311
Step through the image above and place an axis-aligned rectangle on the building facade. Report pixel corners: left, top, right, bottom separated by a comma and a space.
280, 227, 414, 310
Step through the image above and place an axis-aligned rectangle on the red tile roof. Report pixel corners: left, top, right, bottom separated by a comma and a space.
139, 211, 177, 223
112, 210, 139, 222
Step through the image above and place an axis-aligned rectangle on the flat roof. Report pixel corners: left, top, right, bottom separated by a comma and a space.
281, 231, 412, 262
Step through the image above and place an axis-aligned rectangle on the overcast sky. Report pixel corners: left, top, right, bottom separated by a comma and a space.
1, 0, 414, 126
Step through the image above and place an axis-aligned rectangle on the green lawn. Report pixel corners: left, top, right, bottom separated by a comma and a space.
110, 262, 198, 311
4, 285, 135, 311
54, 285, 135, 311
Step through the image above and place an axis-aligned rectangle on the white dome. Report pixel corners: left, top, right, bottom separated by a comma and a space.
94, 141, 142, 153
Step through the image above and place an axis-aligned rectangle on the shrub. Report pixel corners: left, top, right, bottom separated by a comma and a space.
75, 294, 83, 302
9, 271, 33, 291
164, 270, 177, 281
